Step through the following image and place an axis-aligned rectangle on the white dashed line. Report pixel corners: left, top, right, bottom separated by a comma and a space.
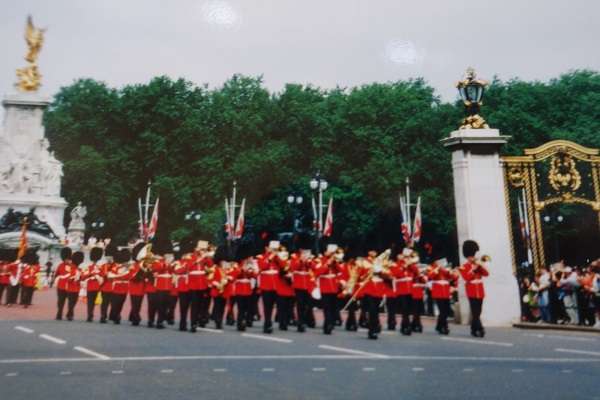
463, 368, 474, 372
412, 367, 425, 372
312, 367, 326, 372
39, 334, 67, 345
555, 348, 600, 357
14, 326, 34, 334
111, 370, 124, 374
526, 333, 597, 342
318, 344, 389, 359
160, 369, 174, 374
261, 368, 275, 372
511, 369, 524, 373
362, 367, 376, 372
197, 327, 224, 334
440, 337, 514, 347
73, 346, 110, 360
5, 372, 18, 377
562, 369, 573, 373
241, 333, 293, 343
59, 371, 72, 376
213, 368, 227, 372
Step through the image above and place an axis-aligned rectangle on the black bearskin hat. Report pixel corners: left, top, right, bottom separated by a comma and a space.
60, 247, 73, 261
72, 251, 85, 266
131, 242, 145, 260
90, 247, 104, 262
462, 240, 480, 258
104, 243, 118, 258
115, 248, 131, 264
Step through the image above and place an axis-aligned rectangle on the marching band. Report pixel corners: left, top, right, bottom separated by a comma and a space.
0, 240, 490, 340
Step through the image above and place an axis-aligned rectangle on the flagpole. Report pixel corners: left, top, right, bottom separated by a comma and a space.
405, 177, 412, 237
521, 188, 533, 265
231, 181, 237, 233
138, 197, 144, 240
144, 180, 151, 241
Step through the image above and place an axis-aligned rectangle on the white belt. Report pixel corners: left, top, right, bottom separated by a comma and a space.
412, 283, 425, 288
320, 274, 336, 278
189, 271, 206, 275
293, 271, 310, 275
470, 279, 483, 284
261, 270, 278, 275
156, 274, 172, 278
372, 277, 383, 283
236, 279, 251, 283
434, 280, 449, 285
394, 278, 412, 283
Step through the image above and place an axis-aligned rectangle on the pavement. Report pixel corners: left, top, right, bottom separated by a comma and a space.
1, 289, 600, 400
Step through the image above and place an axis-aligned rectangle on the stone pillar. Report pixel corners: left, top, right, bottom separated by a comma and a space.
442, 128, 520, 326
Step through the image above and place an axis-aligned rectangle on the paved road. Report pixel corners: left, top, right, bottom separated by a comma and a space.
1, 317, 599, 400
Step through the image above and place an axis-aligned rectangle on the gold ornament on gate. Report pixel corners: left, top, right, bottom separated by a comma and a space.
548, 152, 581, 194
507, 166, 525, 188
15, 15, 45, 92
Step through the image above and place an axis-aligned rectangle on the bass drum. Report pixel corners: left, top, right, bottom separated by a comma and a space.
310, 286, 322, 300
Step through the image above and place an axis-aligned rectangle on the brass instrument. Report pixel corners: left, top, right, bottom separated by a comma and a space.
341, 250, 391, 311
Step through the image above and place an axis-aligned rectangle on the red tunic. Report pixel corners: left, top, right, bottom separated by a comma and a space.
66, 266, 81, 294
459, 261, 488, 299
0, 261, 10, 285
127, 262, 146, 296
55, 261, 73, 290
21, 264, 40, 287
427, 266, 457, 300
100, 262, 114, 292
81, 263, 103, 292
152, 260, 173, 292
111, 264, 131, 295
187, 255, 211, 291
232, 264, 255, 296
313, 257, 340, 295
360, 266, 389, 298
290, 254, 313, 291
257, 253, 282, 291
390, 261, 420, 296
172, 260, 189, 293
210, 267, 234, 298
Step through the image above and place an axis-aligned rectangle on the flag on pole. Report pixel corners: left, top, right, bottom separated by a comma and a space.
138, 198, 146, 241
147, 197, 159, 240
17, 218, 28, 260
234, 198, 246, 239
411, 196, 422, 243
224, 198, 233, 240
519, 190, 533, 264
323, 197, 333, 237
399, 195, 411, 244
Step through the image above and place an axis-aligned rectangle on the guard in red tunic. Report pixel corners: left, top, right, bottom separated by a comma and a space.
152, 254, 173, 329
290, 249, 314, 332
109, 249, 132, 324
232, 252, 258, 331
359, 249, 392, 340
209, 249, 235, 330
427, 258, 458, 335
0, 251, 12, 304
187, 240, 213, 331
313, 245, 341, 335
65, 251, 84, 321
459, 240, 489, 337
55, 247, 73, 320
99, 245, 117, 323
128, 243, 149, 327
390, 249, 421, 335
338, 255, 359, 331
275, 247, 295, 331
19, 251, 40, 307
173, 252, 191, 331
80, 247, 104, 322
257, 241, 283, 334
410, 266, 427, 333
5, 258, 21, 306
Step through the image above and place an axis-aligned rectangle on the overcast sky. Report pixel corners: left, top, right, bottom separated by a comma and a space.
1, 0, 599, 104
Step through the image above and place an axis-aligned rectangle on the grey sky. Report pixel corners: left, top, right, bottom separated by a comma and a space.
1, 0, 598, 104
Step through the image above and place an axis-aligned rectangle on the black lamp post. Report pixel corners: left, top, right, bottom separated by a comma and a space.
286, 193, 303, 250
310, 172, 328, 254
543, 213, 564, 262
456, 67, 489, 129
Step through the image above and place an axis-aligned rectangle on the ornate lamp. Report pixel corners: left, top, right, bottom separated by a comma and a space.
456, 67, 489, 129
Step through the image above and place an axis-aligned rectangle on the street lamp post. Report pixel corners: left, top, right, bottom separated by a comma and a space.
543, 213, 564, 262
286, 193, 303, 250
456, 67, 489, 129
310, 172, 328, 254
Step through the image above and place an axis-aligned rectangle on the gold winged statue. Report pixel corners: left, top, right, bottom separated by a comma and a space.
15, 15, 45, 92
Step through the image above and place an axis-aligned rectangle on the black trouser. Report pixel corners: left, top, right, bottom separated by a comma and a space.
212, 296, 226, 327
250, 291, 260, 321
295, 289, 311, 329
234, 295, 251, 327
436, 299, 451, 332
341, 296, 358, 329
167, 294, 177, 323
178, 291, 191, 329
100, 291, 112, 322
156, 291, 170, 325
468, 297, 484, 333
20, 286, 34, 305
189, 289, 209, 327
277, 296, 294, 329
129, 294, 143, 324
411, 298, 423, 328
201, 293, 211, 325
56, 289, 68, 319
86, 291, 98, 321
110, 293, 127, 322
397, 295, 412, 331
147, 292, 158, 324
0, 283, 6, 304
66, 291, 78, 320
364, 295, 381, 335
6, 285, 20, 305
321, 293, 337, 333
386, 296, 397, 328
262, 290, 277, 328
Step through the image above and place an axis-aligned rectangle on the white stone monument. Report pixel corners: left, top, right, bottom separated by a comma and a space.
66, 201, 86, 247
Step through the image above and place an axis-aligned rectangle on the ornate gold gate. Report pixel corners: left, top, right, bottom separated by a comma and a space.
502, 140, 600, 271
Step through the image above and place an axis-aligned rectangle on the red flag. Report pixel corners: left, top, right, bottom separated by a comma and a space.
147, 197, 159, 240
400, 195, 411, 244
323, 197, 333, 237
411, 197, 422, 243
234, 198, 246, 239
224, 198, 233, 240
17, 218, 28, 259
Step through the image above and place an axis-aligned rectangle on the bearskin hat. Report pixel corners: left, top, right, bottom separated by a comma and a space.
90, 247, 104, 262
72, 251, 85, 266
115, 248, 131, 264
60, 247, 73, 261
131, 242, 145, 260
462, 240, 480, 258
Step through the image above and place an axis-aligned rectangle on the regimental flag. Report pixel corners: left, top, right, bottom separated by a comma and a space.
399, 195, 411, 245
411, 196, 422, 243
323, 197, 333, 237
147, 197, 159, 241
17, 218, 28, 260
224, 198, 233, 240
138, 198, 146, 241
234, 198, 246, 240
518, 190, 533, 264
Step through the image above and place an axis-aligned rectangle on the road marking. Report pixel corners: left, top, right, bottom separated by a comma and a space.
39, 334, 67, 345
73, 346, 110, 360
463, 368, 474, 372
440, 337, 514, 347
111, 370, 124, 374
555, 348, 600, 357
160, 369, 174, 374
312, 367, 326, 372
241, 333, 293, 343
318, 344, 389, 359
362, 367, 376, 372
14, 326, 34, 334
1, 354, 600, 364
213, 368, 227, 372
5, 372, 18, 377
562, 369, 573, 373
197, 327, 224, 334
59, 371, 72, 375
525, 333, 597, 342
511, 369, 524, 373
261, 368, 275, 372
412, 367, 425, 372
